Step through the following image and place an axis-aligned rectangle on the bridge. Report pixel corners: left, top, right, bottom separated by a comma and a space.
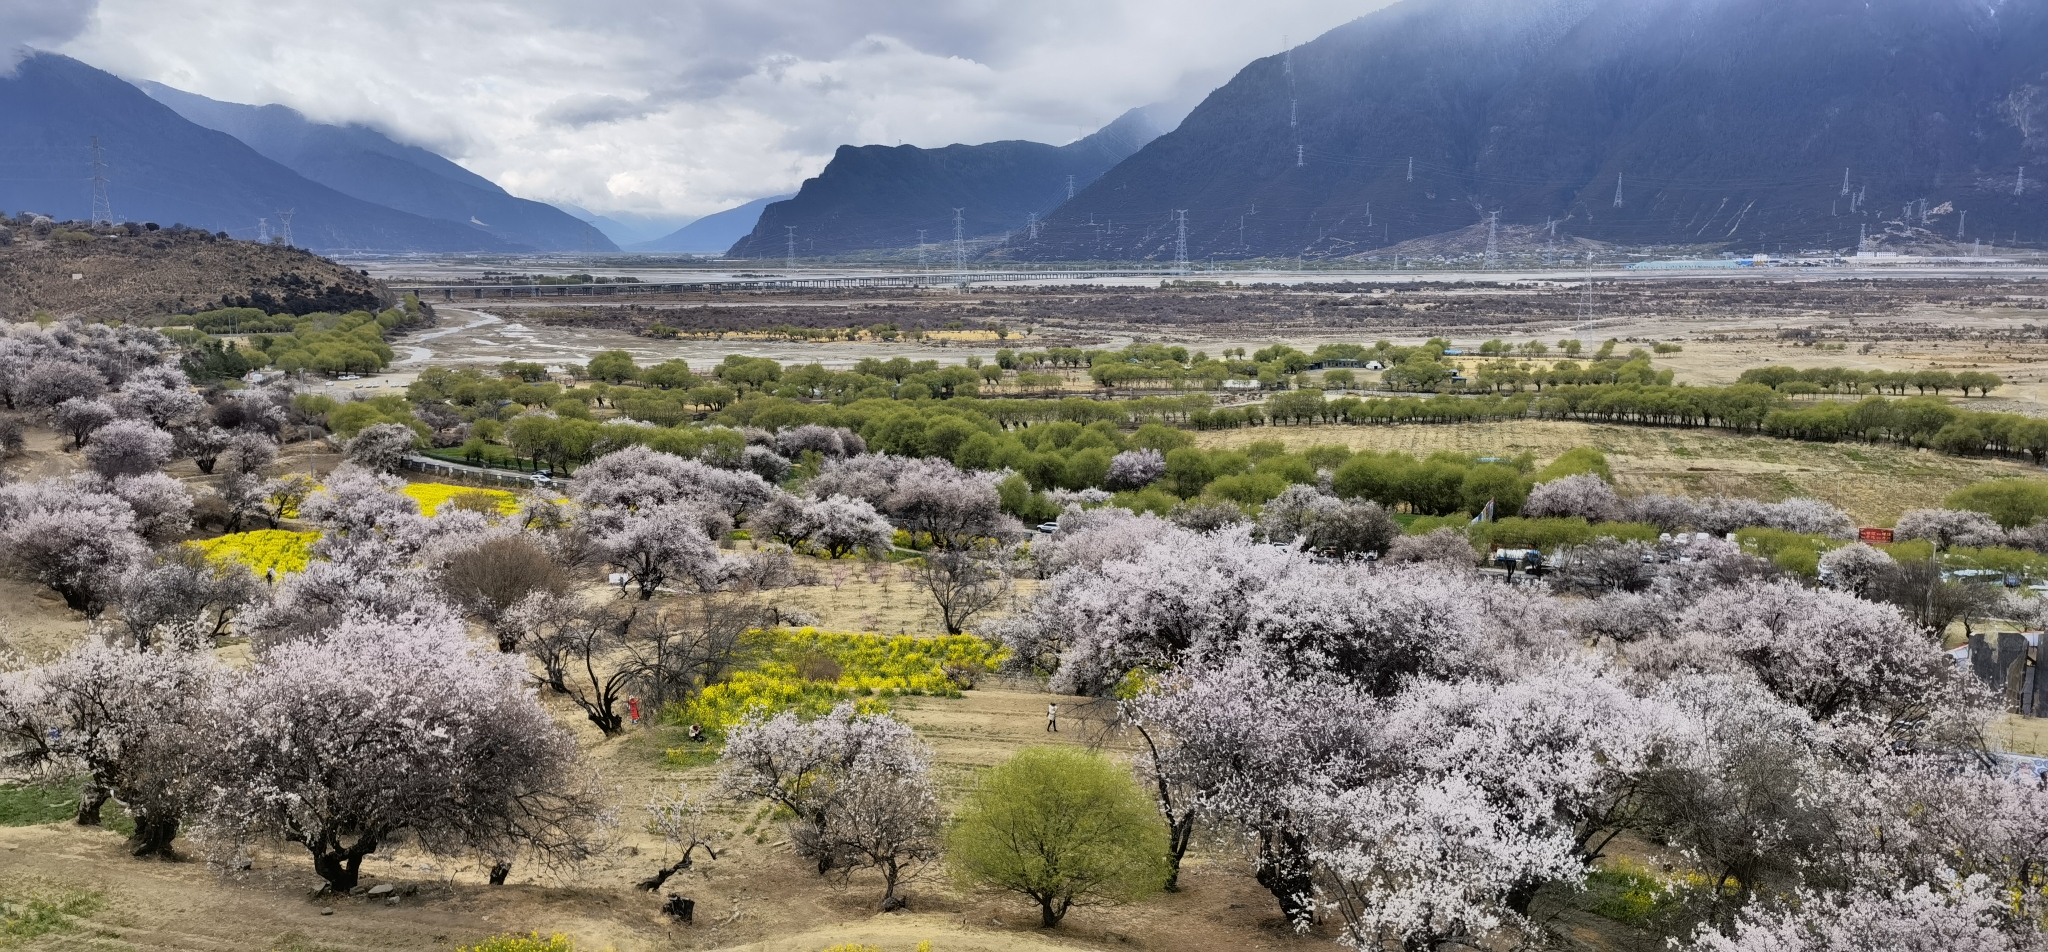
388, 269, 1167, 299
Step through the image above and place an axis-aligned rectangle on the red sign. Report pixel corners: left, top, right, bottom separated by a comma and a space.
1858, 527, 1894, 543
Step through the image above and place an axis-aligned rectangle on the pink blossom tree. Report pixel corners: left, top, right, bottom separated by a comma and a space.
1522, 474, 1622, 522
1896, 508, 2009, 550
195, 616, 608, 891
1104, 449, 1167, 490
0, 641, 223, 855
85, 418, 175, 479
718, 704, 941, 907
340, 422, 417, 473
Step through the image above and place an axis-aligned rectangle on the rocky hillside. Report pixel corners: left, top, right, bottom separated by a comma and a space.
728, 107, 1170, 258
0, 221, 389, 322
1021, 0, 2048, 261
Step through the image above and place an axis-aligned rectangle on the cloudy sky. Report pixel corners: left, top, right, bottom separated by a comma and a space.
15, 0, 1384, 226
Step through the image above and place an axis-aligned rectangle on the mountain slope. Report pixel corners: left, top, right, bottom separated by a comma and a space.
1023, 0, 2048, 261
631, 194, 789, 253
0, 54, 511, 253
138, 82, 616, 252
727, 108, 1168, 258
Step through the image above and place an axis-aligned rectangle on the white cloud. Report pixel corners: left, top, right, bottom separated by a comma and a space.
0, 0, 97, 71
54, 0, 1386, 218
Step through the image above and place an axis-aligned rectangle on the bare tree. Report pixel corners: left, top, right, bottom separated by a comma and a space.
638, 784, 726, 891
914, 545, 1015, 634
440, 536, 569, 648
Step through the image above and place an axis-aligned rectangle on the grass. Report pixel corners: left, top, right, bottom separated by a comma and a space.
0, 778, 134, 837
0, 879, 104, 946
0, 781, 80, 828
1192, 420, 2041, 525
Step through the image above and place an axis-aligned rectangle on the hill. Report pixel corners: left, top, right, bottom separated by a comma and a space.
1020, 0, 2048, 261
727, 108, 1169, 259
630, 194, 790, 253
138, 82, 616, 253
0, 219, 390, 321
0, 54, 514, 254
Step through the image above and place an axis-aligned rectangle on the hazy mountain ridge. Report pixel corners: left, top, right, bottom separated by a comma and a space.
727, 107, 1171, 258
633, 194, 790, 253
0, 54, 514, 254
1015, 0, 2048, 261
138, 82, 617, 252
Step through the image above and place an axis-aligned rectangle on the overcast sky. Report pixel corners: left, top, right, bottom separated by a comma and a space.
14, 0, 1385, 223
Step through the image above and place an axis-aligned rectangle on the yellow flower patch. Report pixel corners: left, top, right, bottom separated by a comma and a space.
190, 529, 319, 576
401, 482, 518, 517
667, 627, 1005, 735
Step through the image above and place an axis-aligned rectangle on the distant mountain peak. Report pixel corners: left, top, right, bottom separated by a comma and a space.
135, 80, 614, 252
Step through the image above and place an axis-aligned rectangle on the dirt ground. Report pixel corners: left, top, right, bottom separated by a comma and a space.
1193, 420, 2038, 526
0, 677, 1319, 952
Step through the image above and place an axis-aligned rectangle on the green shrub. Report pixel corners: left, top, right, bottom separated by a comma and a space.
948, 747, 1168, 927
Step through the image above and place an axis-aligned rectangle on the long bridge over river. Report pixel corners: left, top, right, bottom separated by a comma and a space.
387, 269, 1163, 299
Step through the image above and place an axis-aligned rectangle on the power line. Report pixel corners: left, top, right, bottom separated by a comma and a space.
89, 137, 113, 226
952, 208, 966, 269
1174, 210, 1189, 275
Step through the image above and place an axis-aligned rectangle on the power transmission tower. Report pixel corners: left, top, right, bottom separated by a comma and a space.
784, 226, 797, 269
1841, 168, 1851, 197
916, 229, 928, 271
1297, 144, 1304, 168
2020, 166, 2028, 197
89, 137, 114, 226
275, 208, 295, 247
952, 208, 966, 270
1613, 173, 1624, 209
1407, 156, 1413, 182
1027, 212, 1038, 240
1859, 223, 1867, 252
1958, 210, 1968, 240
258, 217, 269, 242
1484, 211, 1499, 267
1066, 175, 1075, 200
1174, 210, 1189, 275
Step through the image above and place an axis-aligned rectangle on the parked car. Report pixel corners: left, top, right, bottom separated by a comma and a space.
1035, 522, 1061, 534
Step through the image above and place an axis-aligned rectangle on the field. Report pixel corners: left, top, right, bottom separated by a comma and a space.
14, 265, 2048, 951
1194, 420, 2039, 526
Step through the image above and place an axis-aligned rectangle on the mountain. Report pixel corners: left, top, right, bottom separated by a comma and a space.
726, 107, 1171, 258
0, 53, 512, 253
551, 203, 691, 246
138, 82, 616, 252
631, 195, 789, 253
1021, 0, 2048, 261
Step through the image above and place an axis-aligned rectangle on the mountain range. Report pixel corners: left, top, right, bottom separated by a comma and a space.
0, 53, 515, 253
138, 82, 614, 252
632, 195, 790, 253
1014, 0, 2048, 261
726, 107, 1173, 258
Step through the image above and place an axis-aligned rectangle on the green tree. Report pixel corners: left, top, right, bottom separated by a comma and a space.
1945, 479, 2048, 529
947, 747, 1168, 927
586, 350, 639, 384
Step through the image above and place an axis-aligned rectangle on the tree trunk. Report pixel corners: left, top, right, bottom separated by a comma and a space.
488, 861, 512, 885
878, 860, 902, 911
1039, 895, 1064, 928
1255, 827, 1317, 927
75, 784, 108, 826
129, 814, 180, 859
1163, 811, 1197, 892
310, 836, 377, 892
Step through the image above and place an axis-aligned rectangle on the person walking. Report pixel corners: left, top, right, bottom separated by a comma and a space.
1046, 702, 1058, 732
628, 696, 642, 728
